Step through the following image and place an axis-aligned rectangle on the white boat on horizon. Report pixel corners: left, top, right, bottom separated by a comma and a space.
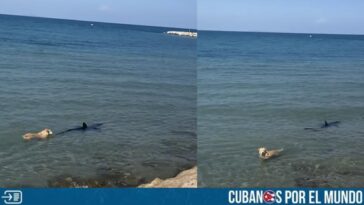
166, 31, 197, 38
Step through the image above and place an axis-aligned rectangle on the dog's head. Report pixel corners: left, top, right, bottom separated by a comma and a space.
40, 128, 53, 136
258, 147, 268, 157
38, 129, 53, 138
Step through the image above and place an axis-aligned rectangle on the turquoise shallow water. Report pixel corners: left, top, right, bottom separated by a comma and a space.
0, 14, 196, 187
198, 31, 364, 187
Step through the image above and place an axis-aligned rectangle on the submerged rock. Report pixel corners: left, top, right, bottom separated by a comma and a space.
48, 172, 146, 188
291, 161, 332, 188
294, 177, 330, 188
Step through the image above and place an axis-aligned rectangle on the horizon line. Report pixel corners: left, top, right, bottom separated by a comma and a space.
2, 13, 363, 36
0, 13, 197, 31
197, 28, 364, 36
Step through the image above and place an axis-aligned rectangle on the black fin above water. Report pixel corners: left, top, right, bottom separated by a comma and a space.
56, 122, 103, 135
305, 120, 341, 131
321, 120, 340, 128
82, 122, 88, 129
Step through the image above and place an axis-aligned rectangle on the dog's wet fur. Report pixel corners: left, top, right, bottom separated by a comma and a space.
258, 147, 284, 160
23, 129, 53, 140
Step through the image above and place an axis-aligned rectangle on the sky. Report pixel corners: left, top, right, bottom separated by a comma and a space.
1, 1, 364, 34
0, 0, 196, 29
198, 0, 364, 34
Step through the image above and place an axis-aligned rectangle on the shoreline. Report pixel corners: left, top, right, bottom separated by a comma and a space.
139, 166, 197, 188
45, 165, 197, 188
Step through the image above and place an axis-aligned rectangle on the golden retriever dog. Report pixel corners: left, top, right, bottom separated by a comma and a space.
23, 129, 53, 140
258, 147, 283, 160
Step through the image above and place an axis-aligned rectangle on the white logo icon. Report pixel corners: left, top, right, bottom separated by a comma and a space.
1, 190, 22, 204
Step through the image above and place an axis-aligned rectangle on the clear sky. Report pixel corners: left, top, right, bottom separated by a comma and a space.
198, 0, 364, 34
0, 0, 196, 29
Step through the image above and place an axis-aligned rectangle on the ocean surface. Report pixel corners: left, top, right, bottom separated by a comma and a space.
0, 14, 196, 187
198, 31, 364, 187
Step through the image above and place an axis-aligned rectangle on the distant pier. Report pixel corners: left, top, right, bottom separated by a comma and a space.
166, 31, 198, 38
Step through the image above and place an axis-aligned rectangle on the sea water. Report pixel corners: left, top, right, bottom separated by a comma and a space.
0, 14, 196, 187
198, 31, 364, 187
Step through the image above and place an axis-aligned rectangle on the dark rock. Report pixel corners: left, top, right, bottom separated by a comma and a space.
294, 177, 330, 188
47, 171, 148, 188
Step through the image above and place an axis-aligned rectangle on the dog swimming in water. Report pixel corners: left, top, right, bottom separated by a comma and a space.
258, 147, 284, 160
23, 129, 53, 140
22, 122, 102, 140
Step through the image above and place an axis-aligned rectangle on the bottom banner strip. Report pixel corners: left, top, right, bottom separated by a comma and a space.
0, 188, 363, 205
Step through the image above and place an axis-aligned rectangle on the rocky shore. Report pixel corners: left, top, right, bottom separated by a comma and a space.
139, 166, 197, 188
47, 166, 197, 188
